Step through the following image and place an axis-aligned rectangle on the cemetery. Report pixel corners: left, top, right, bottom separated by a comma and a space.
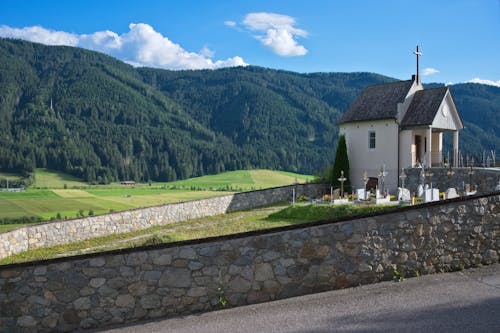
306, 163, 499, 207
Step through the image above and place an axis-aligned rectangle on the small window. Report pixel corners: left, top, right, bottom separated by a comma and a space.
369, 131, 376, 149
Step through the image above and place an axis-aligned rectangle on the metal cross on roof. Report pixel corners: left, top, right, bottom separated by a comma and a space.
413, 45, 422, 84
338, 170, 347, 198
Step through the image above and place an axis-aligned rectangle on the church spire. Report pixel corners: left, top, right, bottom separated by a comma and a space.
413, 45, 422, 84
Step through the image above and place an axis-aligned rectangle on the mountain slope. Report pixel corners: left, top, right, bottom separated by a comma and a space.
0, 39, 242, 182
0, 38, 498, 182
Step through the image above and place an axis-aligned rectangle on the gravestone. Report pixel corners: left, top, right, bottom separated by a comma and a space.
356, 189, 369, 201
445, 188, 458, 199
398, 187, 411, 202
375, 194, 391, 204
424, 188, 439, 202
417, 184, 424, 198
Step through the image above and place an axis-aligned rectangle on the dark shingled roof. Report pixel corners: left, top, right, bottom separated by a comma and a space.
401, 87, 448, 127
339, 80, 413, 124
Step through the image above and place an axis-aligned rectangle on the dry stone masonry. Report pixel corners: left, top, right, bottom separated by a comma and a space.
0, 184, 326, 260
1, 191, 499, 332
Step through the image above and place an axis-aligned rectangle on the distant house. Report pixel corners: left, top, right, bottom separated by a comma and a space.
339, 47, 463, 191
120, 181, 136, 186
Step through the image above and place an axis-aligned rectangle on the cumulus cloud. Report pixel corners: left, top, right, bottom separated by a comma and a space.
224, 21, 237, 27
0, 23, 247, 70
422, 67, 439, 76
241, 12, 308, 56
467, 77, 500, 88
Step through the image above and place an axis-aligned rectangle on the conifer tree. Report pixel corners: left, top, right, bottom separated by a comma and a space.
332, 134, 351, 192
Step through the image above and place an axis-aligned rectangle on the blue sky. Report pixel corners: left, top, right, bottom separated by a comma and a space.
0, 0, 499, 85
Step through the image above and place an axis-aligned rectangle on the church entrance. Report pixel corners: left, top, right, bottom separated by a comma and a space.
415, 135, 422, 164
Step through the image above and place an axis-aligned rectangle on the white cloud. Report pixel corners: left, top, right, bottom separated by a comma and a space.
0, 25, 78, 45
422, 67, 439, 76
224, 21, 237, 27
242, 12, 308, 56
200, 46, 215, 58
467, 77, 500, 88
0, 23, 247, 70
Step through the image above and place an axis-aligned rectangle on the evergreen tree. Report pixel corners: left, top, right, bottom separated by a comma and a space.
332, 134, 351, 193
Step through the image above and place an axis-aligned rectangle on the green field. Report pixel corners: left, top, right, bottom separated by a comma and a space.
32, 168, 88, 188
164, 169, 314, 190
0, 168, 313, 231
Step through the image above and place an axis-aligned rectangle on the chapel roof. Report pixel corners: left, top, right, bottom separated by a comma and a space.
401, 86, 449, 127
339, 80, 413, 124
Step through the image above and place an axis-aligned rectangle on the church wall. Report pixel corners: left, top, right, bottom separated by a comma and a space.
340, 120, 399, 192
400, 130, 414, 169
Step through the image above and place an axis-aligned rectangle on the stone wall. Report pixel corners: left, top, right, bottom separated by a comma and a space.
0, 184, 327, 260
1, 191, 499, 332
405, 167, 500, 195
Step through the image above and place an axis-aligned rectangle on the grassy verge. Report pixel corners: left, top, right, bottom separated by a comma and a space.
0, 203, 401, 265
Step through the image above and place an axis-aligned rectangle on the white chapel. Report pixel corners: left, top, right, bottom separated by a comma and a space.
339, 46, 463, 191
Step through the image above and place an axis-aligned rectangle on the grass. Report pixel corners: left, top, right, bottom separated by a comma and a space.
0, 203, 401, 265
163, 169, 313, 191
267, 203, 401, 221
0, 168, 312, 226
32, 168, 88, 188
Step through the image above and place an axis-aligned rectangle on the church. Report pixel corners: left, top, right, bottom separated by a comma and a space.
339, 46, 463, 192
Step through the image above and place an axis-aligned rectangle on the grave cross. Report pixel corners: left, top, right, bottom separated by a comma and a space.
378, 165, 387, 194
338, 170, 347, 198
447, 165, 455, 188
419, 166, 426, 186
399, 168, 407, 189
362, 170, 369, 192
425, 170, 434, 188
467, 165, 475, 190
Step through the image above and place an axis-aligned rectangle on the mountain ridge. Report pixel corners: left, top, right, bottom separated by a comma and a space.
0, 38, 498, 182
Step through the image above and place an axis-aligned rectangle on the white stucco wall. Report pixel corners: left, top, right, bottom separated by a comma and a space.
399, 130, 414, 169
340, 120, 399, 192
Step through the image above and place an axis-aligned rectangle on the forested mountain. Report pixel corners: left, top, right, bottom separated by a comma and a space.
0, 38, 498, 182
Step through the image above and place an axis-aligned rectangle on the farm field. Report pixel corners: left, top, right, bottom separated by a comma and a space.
0, 203, 400, 264
0, 168, 313, 231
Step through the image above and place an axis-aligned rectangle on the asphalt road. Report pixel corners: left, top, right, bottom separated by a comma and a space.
97, 264, 500, 333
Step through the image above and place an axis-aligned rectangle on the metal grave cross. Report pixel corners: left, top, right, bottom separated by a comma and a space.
338, 170, 347, 198
399, 168, 407, 189
362, 170, 369, 191
447, 165, 455, 188
467, 165, 475, 189
378, 165, 388, 194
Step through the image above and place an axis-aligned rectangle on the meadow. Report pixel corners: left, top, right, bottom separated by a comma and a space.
0, 168, 314, 231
